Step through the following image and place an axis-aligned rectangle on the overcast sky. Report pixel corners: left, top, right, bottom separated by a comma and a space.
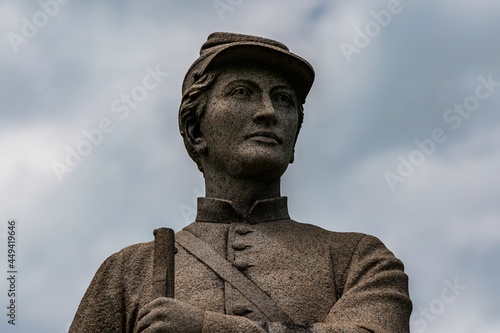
1, 0, 499, 332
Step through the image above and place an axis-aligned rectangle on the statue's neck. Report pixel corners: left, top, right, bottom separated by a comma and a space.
203, 171, 281, 217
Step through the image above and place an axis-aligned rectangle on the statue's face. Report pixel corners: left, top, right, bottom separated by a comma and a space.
199, 64, 299, 180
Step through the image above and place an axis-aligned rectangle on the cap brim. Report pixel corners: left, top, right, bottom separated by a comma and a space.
183, 42, 314, 103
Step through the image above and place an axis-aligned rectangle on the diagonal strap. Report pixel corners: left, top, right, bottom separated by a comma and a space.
176, 229, 292, 323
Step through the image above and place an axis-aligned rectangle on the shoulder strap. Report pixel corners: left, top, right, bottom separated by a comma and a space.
176, 229, 292, 323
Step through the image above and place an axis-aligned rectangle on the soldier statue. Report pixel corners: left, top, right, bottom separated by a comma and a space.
70, 32, 412, 333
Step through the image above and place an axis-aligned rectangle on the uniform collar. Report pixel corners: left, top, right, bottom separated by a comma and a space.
195, 197, 290, 224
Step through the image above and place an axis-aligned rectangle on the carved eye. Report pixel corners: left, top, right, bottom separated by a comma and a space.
230, 87, 251, 98
273, 92, 295, 108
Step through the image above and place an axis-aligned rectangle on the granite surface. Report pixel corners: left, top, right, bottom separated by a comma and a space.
70, 32, 412, 333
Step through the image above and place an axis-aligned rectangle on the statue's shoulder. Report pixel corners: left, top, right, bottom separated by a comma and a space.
119, 240, 155, 254
93, 241, 156, 296
286, 219, 369, 245
97, 241, 155, 276
118, 240, 155, 265
284, 220, 391, 260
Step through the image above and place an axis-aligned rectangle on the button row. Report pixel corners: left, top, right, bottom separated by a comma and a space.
230, 224, 254, 271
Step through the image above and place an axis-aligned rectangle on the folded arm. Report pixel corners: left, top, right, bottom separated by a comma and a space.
135, 235, 411, 333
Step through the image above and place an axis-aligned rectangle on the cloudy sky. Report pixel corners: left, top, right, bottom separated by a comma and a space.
1, 0, 499, 332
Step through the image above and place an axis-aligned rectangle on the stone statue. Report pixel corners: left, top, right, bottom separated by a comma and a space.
69, 32, 412, 333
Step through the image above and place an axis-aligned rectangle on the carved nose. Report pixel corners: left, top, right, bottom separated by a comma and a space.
252, 96, 277, 126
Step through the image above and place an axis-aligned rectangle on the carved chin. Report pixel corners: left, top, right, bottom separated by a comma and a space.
229, 149, 291, 179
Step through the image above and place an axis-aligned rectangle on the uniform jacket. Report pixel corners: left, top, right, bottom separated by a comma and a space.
70, 197, 412, 332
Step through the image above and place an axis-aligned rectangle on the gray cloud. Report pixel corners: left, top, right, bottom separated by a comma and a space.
1, 1, 499, 332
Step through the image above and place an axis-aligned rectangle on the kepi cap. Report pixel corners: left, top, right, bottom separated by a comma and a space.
182, 32, 315, 103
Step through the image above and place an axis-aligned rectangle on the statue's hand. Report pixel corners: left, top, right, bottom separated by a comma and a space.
134, 297, 204, 333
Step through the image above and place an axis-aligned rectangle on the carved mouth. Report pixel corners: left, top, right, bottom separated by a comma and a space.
245, 131, 283, 144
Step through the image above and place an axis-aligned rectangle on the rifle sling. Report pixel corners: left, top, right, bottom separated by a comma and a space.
176, 229, 292, 323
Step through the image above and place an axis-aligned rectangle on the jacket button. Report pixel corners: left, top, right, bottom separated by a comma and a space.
232, 305, 252, 316
233, 259, 252, 270
235, 226, 251, 235
232, 242, 247, 250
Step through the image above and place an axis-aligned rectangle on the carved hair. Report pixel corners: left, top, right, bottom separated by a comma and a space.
178, 69, 304, 172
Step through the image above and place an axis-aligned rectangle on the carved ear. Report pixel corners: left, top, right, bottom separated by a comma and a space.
186, 119, 207, 154
289, 149, 295, 164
